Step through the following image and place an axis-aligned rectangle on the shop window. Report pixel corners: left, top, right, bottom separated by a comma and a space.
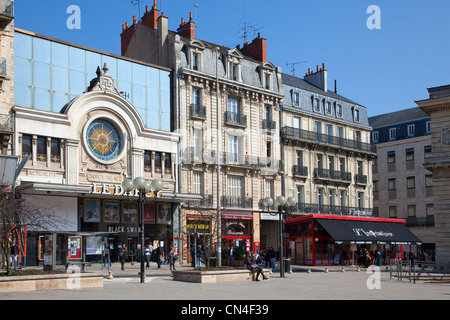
144, 151, 151, 172
50, 138, 61, 163
22, 134, 32, 158
36, 136, 47, 162
164, 153, 172, 174
154, 152, 162, 173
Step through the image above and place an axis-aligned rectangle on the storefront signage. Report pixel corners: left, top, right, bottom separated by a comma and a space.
107, 225, 143, 234
353, 228, 394, 238
90, 183, 160, 198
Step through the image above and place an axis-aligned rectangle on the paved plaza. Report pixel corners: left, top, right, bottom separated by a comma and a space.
1, 262, 449, 301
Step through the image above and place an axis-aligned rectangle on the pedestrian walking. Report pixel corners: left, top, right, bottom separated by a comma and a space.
145, 243, 153, 269
155, 244, 162, 269
119, 244, 127, 270
10, 242, 20, 271
196, 244, 204, 267
168, 247, 177, 270
229, 245, 235, 267
103, 243, 111, 268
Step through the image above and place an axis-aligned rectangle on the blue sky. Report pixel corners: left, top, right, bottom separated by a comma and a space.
15, 0, 450, 117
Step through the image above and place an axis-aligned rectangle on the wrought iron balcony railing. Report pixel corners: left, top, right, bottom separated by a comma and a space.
281, 126, 377, 155
225, 111, 247, 127
221, 196, 253, 209
190, 104, 207, 119
294, 203, 374, 217
314, 168, 351, 182
262, 119, 276, 130
293, 165, 308, 177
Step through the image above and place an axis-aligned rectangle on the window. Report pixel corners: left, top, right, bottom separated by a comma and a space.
424, 145, 432, 159
154, 152, 162, 172
373, 180, 379, 192
357, 161, 363, 175
192, 88, 201, 107
228, 135, 241, 162
292, 92, 300, 106
339, 158, 345, 172
387, 151, 396, 163
317, 154, 323, 169
372, 131, 379, 143
340, 190, 346, 207
389, 128, 396, 140
326, 124, 333, 137
36, 136, 47, 162
425, 175, 433, 188
227, 97, 240, 114
406, 148, 414, 161
265, 74, 271, 90
50, 138, 61, 163
407, 176, 415, 189
388, 178, 396, 191
192, 52, 200, 70
315, 121, 322, 134
329, 189, 336, 206
193, 172, 203, 194
144, 151, 151, 172
313, 98, 320, 112
407, 124, 415, 137
337, 127, 344, 139
293, 117, 300, 129
227, 176, 243, 198
297, 186, 304, 206
325, 101, 332, 114
296, 150, 303, 167
193, 129, 202, 156
317, 188, 324, 206
164, 154, 172, 173
389, 206, 397, 218
264, 179, 273, 199
426, 204, 434, 216
328, 156, 334, 171
232, 64, 239, 81
336, 104, 343, 118
22, 134, 32, 158
354, 109, 360, 122
426, 121, 431, 134
357, 192, 364, 209
408, 205, 416, 217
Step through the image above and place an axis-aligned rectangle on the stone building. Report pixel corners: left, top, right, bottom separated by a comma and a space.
369, 107, 434, 254
121, 3, 284, 262
0, 0, 14, 154
416, 85, 450, 266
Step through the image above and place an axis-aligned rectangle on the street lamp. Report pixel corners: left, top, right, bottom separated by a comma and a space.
122, 177, 163, 283
262, 195, 297, 278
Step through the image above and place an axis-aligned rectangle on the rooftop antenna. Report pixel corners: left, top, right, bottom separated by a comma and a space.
238, 22, 264, 44
193, 2, 199, 35
131, 0, 144, 18
286, 61, 307, 77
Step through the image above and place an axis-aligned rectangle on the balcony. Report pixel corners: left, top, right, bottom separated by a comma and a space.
182, 147, 282, 172
281, 126, 377, 156
293, 165, 308, 178
294, 203, 374, 217
185, 195, 214, 208
190, 104, 206, 120
225, 111, 247, 127
0, 0, 13, 24
354, 174, 368, 185
262, 119, 276, 130
221, 196, 253, 209
314, 168, 351, 184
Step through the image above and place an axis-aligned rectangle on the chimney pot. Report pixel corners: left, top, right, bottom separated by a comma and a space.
316, 65, 319, 72
190, 12, 193, 20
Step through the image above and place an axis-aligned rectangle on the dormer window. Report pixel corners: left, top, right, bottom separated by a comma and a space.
226, 48, 244, 82
258, 62, 275, 91
336, 104, 343, 118
353, 108, 360, 122
325, 101, 332, 115
187, 39, 206, 72
292, 91, 300, 106
312, 97, 320, 112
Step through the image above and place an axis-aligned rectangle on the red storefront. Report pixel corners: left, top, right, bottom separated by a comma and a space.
285, 214, 422, 266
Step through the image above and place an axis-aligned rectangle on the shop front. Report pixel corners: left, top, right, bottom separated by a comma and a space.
221, 212, 253, 264
285, 214, 422, 266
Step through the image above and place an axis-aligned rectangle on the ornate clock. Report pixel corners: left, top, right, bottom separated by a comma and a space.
85, 119, 122, 162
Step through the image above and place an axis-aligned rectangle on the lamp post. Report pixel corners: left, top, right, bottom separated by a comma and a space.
262, 196, 297, 278
122, 177, 163, 283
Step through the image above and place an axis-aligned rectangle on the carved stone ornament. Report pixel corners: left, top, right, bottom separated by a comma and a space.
87, 64, 121, 95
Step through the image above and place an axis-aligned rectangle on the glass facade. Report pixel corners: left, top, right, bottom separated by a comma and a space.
14, 31, 171, 132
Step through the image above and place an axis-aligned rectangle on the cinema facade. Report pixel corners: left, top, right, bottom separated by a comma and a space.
12, 29, 199, 266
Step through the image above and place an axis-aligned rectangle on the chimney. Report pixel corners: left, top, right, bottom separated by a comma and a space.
239, 33, 267, 62
157, 12, 169, 67
120, 18, 137, 56
304, 63, 328, 92
142, 0, 159, 30
177, 12, 195, 39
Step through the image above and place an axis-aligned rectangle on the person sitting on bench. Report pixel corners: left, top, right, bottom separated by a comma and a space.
244, 251, 268, 281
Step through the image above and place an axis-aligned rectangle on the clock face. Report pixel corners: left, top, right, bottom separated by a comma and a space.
86, 119, 122, 162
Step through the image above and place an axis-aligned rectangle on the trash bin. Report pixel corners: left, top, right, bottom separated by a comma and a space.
284, 258, 291, 273
209, 257, 217, 268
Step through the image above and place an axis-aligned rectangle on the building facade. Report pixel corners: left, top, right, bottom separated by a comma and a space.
416, 85, 450, 266
0, 0, 14, 155
9, 28, 191, 266
121, 4, 284, 263
369, 107, 434, 255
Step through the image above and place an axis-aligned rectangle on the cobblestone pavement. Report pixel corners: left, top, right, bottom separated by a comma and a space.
1, 262, 449, 301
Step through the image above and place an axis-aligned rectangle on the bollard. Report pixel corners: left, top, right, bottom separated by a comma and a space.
341, 266, 345, 272
307, 267, 311, 273
107, 271, 114, 279
324, 267, 329, 273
